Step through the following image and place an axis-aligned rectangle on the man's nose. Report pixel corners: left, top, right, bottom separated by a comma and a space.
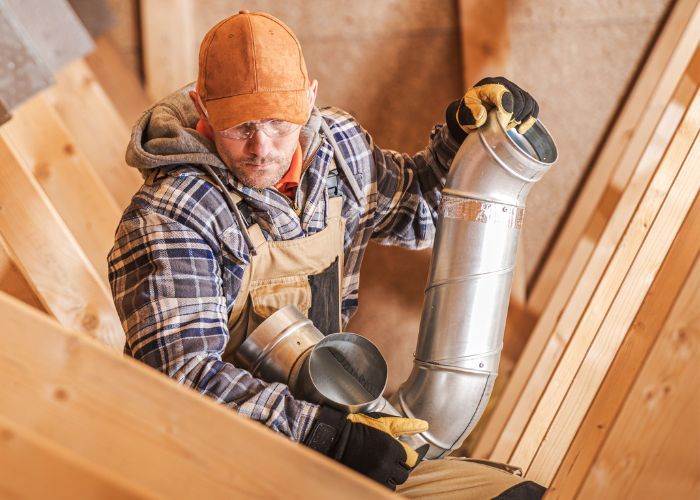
245, 130, 272, 157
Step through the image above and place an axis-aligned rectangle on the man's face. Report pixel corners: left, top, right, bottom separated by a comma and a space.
212, 123, 301, 189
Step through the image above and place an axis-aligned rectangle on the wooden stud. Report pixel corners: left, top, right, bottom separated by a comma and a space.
548, 188, 700, 498
0, 93, 122, 284
49, 58, 144, 209
0, 292, 393, 499
141, 0, 197, 101
0, 138, 124, 351
457, 0, 509, 87
512, 95, 700, 479
476, 47, 700, 461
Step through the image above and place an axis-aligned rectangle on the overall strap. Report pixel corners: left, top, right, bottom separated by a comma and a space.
199, 164, 257, 256
320, 119, 366, 206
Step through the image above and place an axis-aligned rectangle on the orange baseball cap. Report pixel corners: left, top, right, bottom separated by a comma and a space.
196, 10, 310, 131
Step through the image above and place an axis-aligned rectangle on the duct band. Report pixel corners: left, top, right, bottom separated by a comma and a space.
439, 196, 524, 229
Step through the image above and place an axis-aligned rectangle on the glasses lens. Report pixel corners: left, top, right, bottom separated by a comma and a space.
262, 120, 298, 137
218, 120, 300, 140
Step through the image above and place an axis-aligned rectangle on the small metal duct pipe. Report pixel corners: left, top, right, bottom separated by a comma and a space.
389, 110, 558, 459
236, 305, 397, 414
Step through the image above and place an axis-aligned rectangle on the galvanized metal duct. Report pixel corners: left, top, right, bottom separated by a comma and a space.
389, 110, 558, 459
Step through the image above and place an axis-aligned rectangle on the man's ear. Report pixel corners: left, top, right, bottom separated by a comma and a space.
307, 79, 319, 108
189, 90, 207, 120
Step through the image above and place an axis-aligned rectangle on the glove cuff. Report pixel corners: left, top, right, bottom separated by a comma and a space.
304, 405, 347, 456
445, 99, 468, 144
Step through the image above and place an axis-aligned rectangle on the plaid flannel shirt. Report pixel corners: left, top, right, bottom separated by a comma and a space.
109, 96, 460, 443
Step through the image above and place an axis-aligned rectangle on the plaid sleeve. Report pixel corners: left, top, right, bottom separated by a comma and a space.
369, 123, 461, 248
108, 205, 319, 442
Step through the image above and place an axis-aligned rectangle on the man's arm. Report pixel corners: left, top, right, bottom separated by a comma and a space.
369, 122, 460, 248
366, 77, 539, 249
108, 204, 318, 442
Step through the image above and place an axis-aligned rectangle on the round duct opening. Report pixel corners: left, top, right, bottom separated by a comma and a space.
306, 333, 388, 413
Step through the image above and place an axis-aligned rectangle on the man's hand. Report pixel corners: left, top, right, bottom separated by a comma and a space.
304, 406, 429, 490
446, 76, 539, 142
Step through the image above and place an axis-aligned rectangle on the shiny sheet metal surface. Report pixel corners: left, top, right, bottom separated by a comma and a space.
237, 305, 393, 414
390, 110, 557, 458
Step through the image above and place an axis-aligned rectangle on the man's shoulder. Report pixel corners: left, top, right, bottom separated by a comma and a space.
123, 164, 234, 234
319, 106, 364, 137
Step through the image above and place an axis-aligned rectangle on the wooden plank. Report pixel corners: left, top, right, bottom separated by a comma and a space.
141, 0, 197, 101
0, 93, 122, 284
513, 103, 700, 479
0, 292, 394, 500
548, 200, 700, 498
477, 54, 700, 461
575, 250, 700, 499
527, 0, 700, 319
0, 415, 152, 499
0, 138, 124, 352
457, 0, 509, 87
85, 36, 153, 127
49, 58, 144, 209
0, 235, 44, 312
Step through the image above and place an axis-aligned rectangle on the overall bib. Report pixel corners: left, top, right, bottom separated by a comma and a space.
221, 170, 346, 362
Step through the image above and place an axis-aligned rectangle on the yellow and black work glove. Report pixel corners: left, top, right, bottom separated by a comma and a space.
304, 405, 429, 490
446, 76, 539, 143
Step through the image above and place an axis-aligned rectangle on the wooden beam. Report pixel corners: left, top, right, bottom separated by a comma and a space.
0, 138, 124, 351
0, 292, 394, 499
85, 36, 153, 127
0, 93, 122, 284
0, 415, 151, 499
475, 45, 700, 460
511, 94, 700, 480
457, 0, 509, 87
141, 0, 197, 101
49, 58, 144, 209
574, 251, 700, 499
548, 189, 700, 498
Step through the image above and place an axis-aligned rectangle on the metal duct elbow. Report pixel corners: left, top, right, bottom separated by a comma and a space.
390, 110, 558, 459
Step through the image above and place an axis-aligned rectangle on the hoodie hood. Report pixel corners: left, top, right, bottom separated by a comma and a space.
126, 83, 326, 181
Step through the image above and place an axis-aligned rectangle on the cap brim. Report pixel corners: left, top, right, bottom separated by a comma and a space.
205, 89, 309, 131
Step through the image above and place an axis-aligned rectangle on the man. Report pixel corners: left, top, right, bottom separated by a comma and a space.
109, 10, 544, 498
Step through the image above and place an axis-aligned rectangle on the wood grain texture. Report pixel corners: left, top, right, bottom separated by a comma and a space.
0, 137, 124, 351
1, 93, 122, 284
547, 190, 700, 499
50, 58, 144, 209
0, 415, 152, 500
0, 292, 394, 500
575, 248, 700, 499
141, 0, 197, 101
458, 0, 509, 87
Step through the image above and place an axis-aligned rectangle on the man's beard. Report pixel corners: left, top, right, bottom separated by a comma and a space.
225, 153, 293, 189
